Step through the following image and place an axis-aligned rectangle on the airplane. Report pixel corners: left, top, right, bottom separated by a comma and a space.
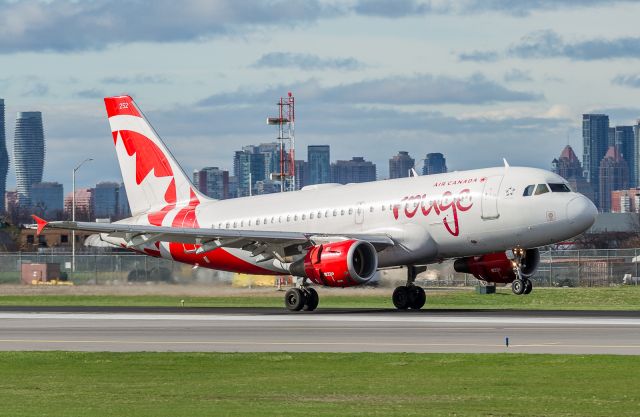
32, 95, 598, 311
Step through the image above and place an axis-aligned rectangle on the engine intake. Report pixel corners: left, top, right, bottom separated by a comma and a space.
290, 240, 378, 287
453, 248, 540, 284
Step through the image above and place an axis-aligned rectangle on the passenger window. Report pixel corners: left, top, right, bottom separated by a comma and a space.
333, 210, 337, 217
340, 209, 345, 216
294, 215, 298, 221
225, 222, 230, 229
240, 220, 244, 227
523, 185, 535, 196
302, 214, 306, 220
534, 184, 550, 195
248, 220, 252, 226
348, 208, 353, 215
318, 211, 322, 218
310, 212, 314, 219
549, 183, 571, 192
287, 215, 291, 222
278, 216, 282, 223
370, 206, 374, 212
233, 221, 237, 228
256, 219, 260, 226
325, 210, 329, 217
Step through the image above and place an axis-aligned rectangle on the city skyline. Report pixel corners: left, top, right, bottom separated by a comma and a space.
2, 1, 640, 191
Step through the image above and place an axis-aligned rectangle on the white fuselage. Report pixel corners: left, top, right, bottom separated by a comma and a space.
107, 166, 597, 275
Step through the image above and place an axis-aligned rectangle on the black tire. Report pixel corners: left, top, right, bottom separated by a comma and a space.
523, 279, 533, 294
512, 279, 525, 295
285, 288, 307, 311
303, 288, 319, 311
392, 286, 411, 310
409, 286, 426, 310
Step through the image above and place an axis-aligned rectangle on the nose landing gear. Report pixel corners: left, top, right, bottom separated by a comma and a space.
392, 265, 427, 310
509, 248, 533, 296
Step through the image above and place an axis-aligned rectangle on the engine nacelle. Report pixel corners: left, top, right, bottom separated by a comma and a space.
453, 248, 540, 284
290, 240, 378, 287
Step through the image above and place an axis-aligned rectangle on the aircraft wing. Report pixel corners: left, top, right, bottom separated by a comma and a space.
31, 216, 394, 262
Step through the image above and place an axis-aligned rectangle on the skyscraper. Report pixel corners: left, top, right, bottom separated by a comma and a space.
294, 160, 307, 190
331, 157, 376, 184
582, 114, 609, 206
599, 146, 629, 213
389, 151, 415, 179
193, 167, 229, 200
551, 145, 595, 203
635, 120, 640, 189
0, 99, 8, 214
31, 182, 63, 218
14, 111, 45, 205
613, 125, 636, 187
307, 145, 330, 185
422, 153, 447, 175
93, 182, 120, 219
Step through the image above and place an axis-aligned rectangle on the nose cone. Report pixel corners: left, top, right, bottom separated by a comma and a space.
566, 195, 597, 232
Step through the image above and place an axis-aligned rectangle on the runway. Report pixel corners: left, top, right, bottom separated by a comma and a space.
1, 307, 639, 354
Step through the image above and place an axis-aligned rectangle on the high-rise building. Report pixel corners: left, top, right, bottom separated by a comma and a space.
233, 144, 279, 197
635, 120, 640, 189
0, 99, 8, 214
422, 153, 447, 175
551, 145, 595, 203
294, 160, 307, 190
389, 151, 415, 179
31, 182, 63, 218
118, 183, 130, 218
307, 145, 330, 185
583, 114, 609, 206
612, 125, 636, 187
14, 111, 45, 206
331, 157, 376, 184
598, 146, 629, 213
193, 167, 229, 200
611, 188, 640, 213
64, 188, 94, 221
93, 182, 120, 219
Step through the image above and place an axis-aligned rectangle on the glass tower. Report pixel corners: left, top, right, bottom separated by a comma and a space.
14, 111, 45, 206
0, 99, 8, 214
307, 145, 330, 185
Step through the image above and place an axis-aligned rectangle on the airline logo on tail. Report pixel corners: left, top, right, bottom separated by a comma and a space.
104, 95, 204, 226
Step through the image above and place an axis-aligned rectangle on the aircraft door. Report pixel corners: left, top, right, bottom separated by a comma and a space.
481, 176, 503, 220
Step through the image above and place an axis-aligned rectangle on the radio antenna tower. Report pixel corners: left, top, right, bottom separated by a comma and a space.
267, 92, 296, 192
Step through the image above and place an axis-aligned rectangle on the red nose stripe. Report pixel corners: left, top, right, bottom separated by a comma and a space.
104, 95, 141, 118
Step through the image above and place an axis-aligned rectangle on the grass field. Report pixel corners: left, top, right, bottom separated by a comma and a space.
0, 287, 639, 310
0, 352, 638, 416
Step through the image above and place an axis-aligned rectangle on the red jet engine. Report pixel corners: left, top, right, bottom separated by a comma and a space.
290, 240, 378, 287
453, 248, 540, 283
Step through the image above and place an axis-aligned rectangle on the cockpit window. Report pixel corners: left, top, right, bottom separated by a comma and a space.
534, 184, 550, 195
523, 185, 535, 196
548, 183, 571, 192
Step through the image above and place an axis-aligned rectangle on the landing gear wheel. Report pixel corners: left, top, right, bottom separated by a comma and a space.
512, 279, 525, 295
392, 286, 411, 310
523, 279, 533, 295
408, 286, 426, 310
303, 288, 319, 311
285, 288, 307, 311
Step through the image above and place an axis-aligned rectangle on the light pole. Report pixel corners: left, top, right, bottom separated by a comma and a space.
72, 158, 93, 273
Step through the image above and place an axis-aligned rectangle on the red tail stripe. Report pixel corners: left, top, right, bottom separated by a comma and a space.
104, 96, 141, 118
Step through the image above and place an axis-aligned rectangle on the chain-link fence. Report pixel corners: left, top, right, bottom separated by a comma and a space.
1, 249, 640, 287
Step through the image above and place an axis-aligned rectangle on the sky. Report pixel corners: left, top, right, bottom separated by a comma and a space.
2, 0, 640, 192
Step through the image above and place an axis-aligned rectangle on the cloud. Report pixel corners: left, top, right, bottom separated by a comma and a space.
23, 82, 49, 97
591, 107, 640, 125
508, 30, 640, 60
101, 74, 171, 85
612, 74, 640, 88
352, 0, 636, 18
0, 0, 339, 53
252, 52, 365, 71
198, 74, 542, 107
458, 50, 500, 62
504, 69, 533, 82
74, 88, 106, 99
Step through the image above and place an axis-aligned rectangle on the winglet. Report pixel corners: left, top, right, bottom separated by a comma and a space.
31, 215, 48, 235
503, 158, 510, 168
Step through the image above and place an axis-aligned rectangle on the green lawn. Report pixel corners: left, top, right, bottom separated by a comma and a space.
0, 352, 637, 416
0, 287, 639, 310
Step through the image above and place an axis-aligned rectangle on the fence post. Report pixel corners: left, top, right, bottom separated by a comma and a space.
606, 250, 610, 287
636, 248, 638, 285
548, 250, 553, 287
577, 249, 581, 287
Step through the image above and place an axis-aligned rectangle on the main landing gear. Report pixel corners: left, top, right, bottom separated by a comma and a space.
284, 281, 319, 312
392, 265, 427, 310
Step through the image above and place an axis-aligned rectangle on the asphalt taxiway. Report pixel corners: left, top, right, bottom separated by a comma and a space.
0, 307, 638, 354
